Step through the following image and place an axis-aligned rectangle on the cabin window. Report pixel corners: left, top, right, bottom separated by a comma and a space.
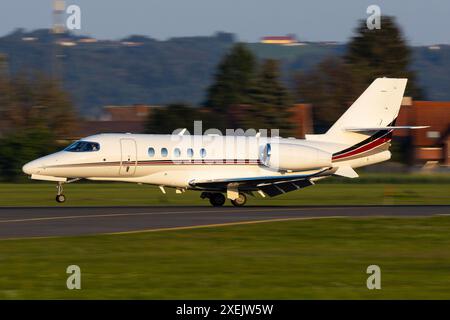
148, 147, 155, 157
200, 148, 207, 158
174, 148, 181, 157
187, 148, 194, 158
64, 141, 100, 152
161, 148, 168, 157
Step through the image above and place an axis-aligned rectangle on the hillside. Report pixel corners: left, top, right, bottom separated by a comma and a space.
0, 29, 449, 114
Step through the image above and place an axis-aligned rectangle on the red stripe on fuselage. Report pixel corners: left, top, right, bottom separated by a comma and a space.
332, 135, 391, 161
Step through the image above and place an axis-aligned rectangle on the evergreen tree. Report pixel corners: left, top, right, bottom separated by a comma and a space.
205, 43, 257, 113
246, 59, 293, 133
295, 16, 423, 131
145, 104, 216, 134
295, 57, 357, 131
345, 16, 422, 98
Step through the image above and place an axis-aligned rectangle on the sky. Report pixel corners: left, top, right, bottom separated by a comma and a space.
0, 0, 448, 45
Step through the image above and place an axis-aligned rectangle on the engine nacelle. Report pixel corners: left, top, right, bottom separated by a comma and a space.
260, 143, 332, 171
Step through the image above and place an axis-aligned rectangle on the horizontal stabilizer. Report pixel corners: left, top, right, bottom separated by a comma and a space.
345, 126, 429, 132
333, 166, 359, 178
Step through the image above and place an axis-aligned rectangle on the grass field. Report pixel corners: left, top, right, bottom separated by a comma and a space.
0, 178, 449, 206
1, 216, 450, 299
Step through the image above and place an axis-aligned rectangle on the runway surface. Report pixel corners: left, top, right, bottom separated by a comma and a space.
0, 205, 449, 239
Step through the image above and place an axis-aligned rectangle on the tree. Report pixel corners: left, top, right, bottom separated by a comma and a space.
0, 128, 57, 181
0, 72, 78, 180
205, 45, 294, 134
205, 43, 257, 114
245, 59, 293, 133
0, 73, 78, 138
345, 16, 422, 98
294, 57, 358, 131
145, 104, 216, 134
295, 16, 423, 131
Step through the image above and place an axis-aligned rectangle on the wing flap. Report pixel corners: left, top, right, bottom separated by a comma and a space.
189, 167, 330, 190
259, 180, 314, 197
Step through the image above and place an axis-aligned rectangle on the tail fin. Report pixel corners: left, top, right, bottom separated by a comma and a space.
306, 78, 408, 145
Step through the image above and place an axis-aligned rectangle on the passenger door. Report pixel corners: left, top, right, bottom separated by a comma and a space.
120, 139, 137, 176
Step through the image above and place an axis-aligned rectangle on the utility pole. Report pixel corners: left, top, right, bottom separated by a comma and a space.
52, 0, 66, 79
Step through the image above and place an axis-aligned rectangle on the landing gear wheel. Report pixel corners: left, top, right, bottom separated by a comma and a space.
209, 193, 226, 207
231, 193, 247, 207
55, 182, 65, 203
56, 194, 66, 203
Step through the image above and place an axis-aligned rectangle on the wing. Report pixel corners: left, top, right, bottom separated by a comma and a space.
189, 167, 331, 197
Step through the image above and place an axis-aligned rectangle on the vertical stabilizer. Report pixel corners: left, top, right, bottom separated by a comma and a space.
306, 78, 408, 145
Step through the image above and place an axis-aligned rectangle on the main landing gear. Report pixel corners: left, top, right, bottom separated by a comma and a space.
230, 193, 247, 207
201, 192, 226, 207
201, 192, 247, 207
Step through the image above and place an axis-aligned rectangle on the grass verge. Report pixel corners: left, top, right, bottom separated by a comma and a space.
1, 216, 450, 299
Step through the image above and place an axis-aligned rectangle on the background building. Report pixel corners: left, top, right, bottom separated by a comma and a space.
396, 99, 450, 166
260, 35, 298, 45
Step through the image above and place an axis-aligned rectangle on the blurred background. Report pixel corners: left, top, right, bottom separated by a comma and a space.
0, 0, 449, 196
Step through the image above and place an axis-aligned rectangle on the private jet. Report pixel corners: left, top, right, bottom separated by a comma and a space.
22, 78, 426, 206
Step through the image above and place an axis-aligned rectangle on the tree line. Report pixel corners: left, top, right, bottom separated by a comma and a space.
147, 16, 421, 135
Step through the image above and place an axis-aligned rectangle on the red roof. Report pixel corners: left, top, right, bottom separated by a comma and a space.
262, 36, 295, 41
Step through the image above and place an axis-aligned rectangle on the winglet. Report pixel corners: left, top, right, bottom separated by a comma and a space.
333, 166, 359, 178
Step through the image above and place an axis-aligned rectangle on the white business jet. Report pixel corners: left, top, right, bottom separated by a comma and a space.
23, 78, 426, 206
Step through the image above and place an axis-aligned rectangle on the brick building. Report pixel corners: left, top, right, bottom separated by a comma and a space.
396, 98, 450, 165
289, 104, 313, 138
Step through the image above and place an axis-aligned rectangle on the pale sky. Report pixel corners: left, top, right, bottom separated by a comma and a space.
0, 0, 448, 45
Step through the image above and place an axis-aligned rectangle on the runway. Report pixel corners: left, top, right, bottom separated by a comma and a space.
0, 205, 449, 239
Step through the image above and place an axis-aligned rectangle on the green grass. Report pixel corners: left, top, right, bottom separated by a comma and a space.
0, 180, 448, 206
1, 216, 450, 299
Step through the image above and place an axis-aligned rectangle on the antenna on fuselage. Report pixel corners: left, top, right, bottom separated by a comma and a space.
178, 128, 187, 136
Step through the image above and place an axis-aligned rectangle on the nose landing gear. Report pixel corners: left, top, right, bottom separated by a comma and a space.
56, 194, 66, 203
56, 182, 66, 203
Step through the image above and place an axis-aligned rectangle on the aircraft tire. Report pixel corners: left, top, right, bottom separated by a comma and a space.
56, 194, 66, 203
209, 193, 225, 207
231, 193, 247, 207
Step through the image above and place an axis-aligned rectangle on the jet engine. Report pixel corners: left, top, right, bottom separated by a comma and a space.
260, 143, 332, 171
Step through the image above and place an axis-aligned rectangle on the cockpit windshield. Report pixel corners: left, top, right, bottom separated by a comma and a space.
64, 141, 100, 152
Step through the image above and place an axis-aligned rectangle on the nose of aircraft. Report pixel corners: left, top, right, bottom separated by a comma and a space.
22, 160, 41, 175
